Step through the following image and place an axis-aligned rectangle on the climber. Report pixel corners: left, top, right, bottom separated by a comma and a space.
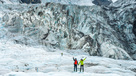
78, 57, 87, 72
73, 57, 78, 72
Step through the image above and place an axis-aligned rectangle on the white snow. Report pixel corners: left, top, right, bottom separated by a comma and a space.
41, 0, 95, 6
5, 72, 121, 76
0, 0, 136, 76
112, 0, 118, 3
0, 40, 135, 76
0, 0, 20, 4
0, 0, 119, 6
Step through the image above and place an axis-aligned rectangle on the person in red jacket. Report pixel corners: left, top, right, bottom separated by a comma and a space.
73, 57, 78, 72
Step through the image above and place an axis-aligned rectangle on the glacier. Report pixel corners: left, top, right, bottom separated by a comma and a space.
0, 0, 117, 6
1, 0, 136, 60
0, 0, 136, 76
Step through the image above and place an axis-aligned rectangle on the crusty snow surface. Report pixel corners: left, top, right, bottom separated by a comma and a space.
0, 40, 135, 76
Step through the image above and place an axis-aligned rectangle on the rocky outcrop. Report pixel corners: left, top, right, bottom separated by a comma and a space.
92, 0, 112, 6
21, 0, 41, 4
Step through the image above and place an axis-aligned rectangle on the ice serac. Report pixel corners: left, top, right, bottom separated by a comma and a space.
0, 0, 21, 4
106, 0, 136, 59
1, 0, 136, 60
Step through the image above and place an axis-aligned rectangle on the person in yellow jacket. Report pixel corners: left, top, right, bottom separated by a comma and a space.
78, 57, 87, 72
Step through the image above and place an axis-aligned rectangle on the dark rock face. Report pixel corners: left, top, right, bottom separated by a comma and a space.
92, 0, 112, 6
133, 20, 136, 37
21, 0, 41, 4
0, 0, 4, 4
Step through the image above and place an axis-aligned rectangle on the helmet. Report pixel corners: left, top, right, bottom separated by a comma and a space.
81, 59, 83, 61
75, 58, 77, 60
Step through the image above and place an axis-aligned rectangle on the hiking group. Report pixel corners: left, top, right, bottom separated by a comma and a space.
73, 57, 87, 72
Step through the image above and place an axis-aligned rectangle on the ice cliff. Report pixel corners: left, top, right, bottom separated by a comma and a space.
0, 0, 136, 60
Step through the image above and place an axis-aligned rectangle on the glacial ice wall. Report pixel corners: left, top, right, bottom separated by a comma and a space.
0, 0, 115, 6
0, 0, 136, 60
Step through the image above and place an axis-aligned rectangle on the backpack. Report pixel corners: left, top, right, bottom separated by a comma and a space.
74, 60, 78, 65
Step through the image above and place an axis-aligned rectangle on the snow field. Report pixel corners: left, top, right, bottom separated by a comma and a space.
0, 40, 136, 76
